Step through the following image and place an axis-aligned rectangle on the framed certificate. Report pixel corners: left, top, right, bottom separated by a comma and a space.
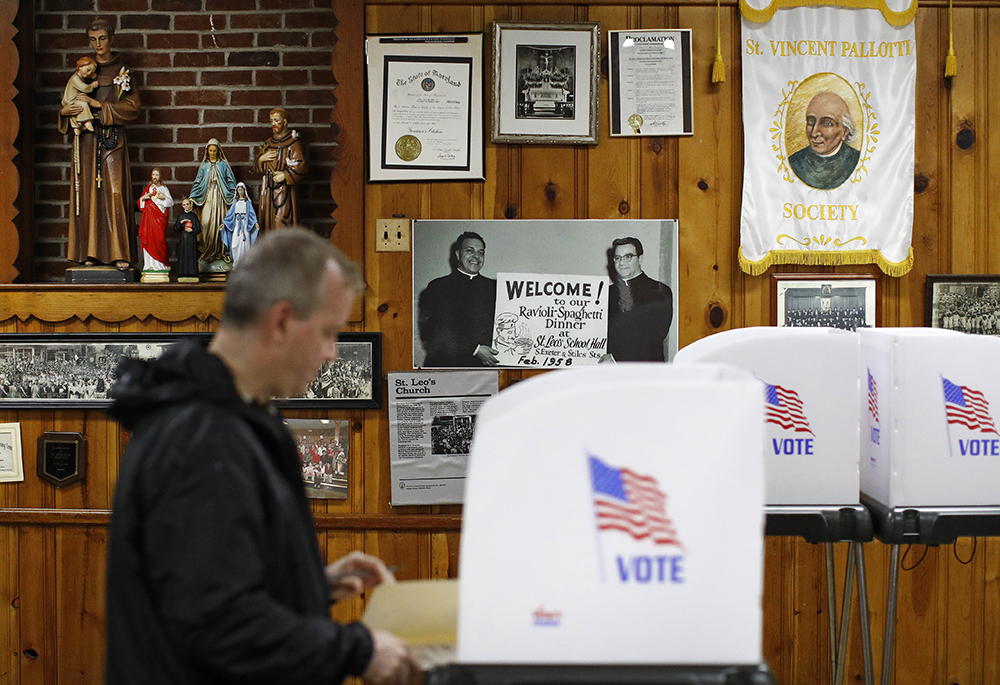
608, 29, 693, 137
366, 33, 484, 182
0, 423, 23, 483
491, 21, 600, 145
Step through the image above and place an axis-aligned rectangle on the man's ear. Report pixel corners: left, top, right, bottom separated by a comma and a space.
260, 300, 296, 344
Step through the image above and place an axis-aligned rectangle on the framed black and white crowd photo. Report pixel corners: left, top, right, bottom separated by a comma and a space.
276, 332, 383, 409
0, 333, 210, 408
772, 273, 878, 330
491, 21, 600, 144
925, 274, 1000, 335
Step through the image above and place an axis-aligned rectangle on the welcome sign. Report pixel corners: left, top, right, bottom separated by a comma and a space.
739, 0, 917, 276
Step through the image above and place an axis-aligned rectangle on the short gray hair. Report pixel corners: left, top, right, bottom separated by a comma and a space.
222, 228, 365, 328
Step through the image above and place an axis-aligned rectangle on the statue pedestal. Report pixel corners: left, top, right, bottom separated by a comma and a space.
65, 266, 140, 283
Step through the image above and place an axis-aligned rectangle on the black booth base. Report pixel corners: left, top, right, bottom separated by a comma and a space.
426, 664, 776, 685
764, 503, 873, 543
861, 493, 1000, 545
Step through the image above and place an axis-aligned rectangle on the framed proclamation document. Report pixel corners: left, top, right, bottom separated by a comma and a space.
608, 29, 693, 137
366, 34, 484, 182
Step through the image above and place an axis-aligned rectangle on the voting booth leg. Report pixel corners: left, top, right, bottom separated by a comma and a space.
880, 545, 902, 685
854, 543, 876, 685
832, 543, 856, 685
825, 543, 838, 681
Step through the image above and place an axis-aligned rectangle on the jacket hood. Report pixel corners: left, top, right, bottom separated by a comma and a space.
107, 338, 238, 429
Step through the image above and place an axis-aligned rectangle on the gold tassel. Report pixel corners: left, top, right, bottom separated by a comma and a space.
945, 0, 957, 77
713, 0, 726, 83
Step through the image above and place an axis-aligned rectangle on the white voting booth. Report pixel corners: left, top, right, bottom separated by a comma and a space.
457, 363, 765, 667
860, 327, 1000, 508
673, 327, 861, 505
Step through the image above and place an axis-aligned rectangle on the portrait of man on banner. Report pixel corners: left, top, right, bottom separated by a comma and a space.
786, 78, 863, 190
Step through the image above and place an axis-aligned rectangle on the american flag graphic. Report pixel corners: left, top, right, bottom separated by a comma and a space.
763, 381, 814, 435
943, 377, 998, 434
589, 455, 684, 549
868, 370, 879, 424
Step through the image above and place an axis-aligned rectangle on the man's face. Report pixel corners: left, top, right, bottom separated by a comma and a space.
182, 199, 192, 212
278, 263, 356, 398
150, 170, 161, 185
805, 93, 849, 155
455, 238, 485, 275
88, 30, 111, 60
613, 243, 642, 280
270, 112, 288, 136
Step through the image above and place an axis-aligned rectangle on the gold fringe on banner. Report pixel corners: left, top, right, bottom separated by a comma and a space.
739, 0, 917, 26
737, 247, 915, 277
713, 0, 726, 83
944, 0, 957, 77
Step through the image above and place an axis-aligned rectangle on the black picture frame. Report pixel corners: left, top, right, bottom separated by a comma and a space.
772, 273, 879, 330
275, 332, 383, 409
0, 331, 382, 409
925, 274, 1000, 334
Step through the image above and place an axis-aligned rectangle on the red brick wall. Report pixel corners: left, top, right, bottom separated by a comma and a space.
33, 0, 339, 281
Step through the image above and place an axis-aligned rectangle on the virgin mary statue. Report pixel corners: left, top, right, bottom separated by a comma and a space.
189, 138, 237, 266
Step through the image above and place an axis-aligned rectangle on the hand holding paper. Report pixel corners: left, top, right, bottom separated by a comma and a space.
325, 551, 396, 601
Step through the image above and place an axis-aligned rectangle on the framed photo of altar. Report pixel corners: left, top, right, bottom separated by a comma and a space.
366, 33, 484, 182
491, 21, 600, 145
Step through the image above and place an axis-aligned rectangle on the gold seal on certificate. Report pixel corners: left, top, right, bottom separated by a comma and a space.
628, 114, 643, 134
395, 135, 422, 161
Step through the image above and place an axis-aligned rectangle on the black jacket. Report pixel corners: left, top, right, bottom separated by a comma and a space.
105, 339, 373, 684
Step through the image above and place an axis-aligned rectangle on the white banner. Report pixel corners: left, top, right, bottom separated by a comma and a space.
739, 5, 915, 276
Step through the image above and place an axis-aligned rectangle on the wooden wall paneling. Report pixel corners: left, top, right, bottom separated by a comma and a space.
676, 5, 738, 349
944, 537, 982, 685
483, 6, 520, 220
1, 405, 19, 684
0, 0, 19, 283
331, 0, 366, 267
587, 7, 636, 221
988, 8, 1000, 274
948, 8, 987, 274
761, 537, 792, 684
984, 537, 1000, 685
54, 525, 106, 685
326, 531, 368, 625
893, 545, 943, 684
789, 539, 828, 684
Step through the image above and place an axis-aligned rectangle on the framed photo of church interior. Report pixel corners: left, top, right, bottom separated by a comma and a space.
772, 273, 878, 330
284, 418, 350, 499
925, 274, 1000, 335
491, 21, 600, 144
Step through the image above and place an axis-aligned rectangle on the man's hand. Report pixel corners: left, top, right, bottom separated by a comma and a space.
324, 551, 395, 601
362, 629, 422, 685
473, 345, 500, 366
257, 149, 277, 164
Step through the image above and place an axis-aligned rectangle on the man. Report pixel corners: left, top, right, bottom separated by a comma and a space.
788, 91, 861, 190
253, 108, 309, 232
418, 231, 498, 367
606, 237, 673, 362
58, 18, 141, 269
105, 229, 419, 685
136, 168, 173, 276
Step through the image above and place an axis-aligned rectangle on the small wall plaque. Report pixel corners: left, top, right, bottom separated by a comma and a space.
37, 432, 86, 487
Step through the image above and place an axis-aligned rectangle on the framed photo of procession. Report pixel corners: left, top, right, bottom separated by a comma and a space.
491, 21, 600, 144
411, 219, 678, 369
925, 274, 1000, 335
772, 273, 878, 330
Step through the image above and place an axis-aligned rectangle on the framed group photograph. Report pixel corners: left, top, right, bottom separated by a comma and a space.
772, 273, 878, 330
491, 21, 600, 145
285, 418, 350, 499
925, 274, 1000, 335
365, 33, 484, 182
608, 29, 693, 137
0, 332, 382, 409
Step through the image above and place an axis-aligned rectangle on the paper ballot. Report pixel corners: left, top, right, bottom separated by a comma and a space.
362, 579, 458, 668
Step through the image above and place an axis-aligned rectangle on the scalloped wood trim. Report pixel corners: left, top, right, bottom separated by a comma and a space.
0, 284, 226, 323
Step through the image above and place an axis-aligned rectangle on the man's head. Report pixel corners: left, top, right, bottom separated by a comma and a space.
221, 228, 365, 398
181, 197, 193, 212
612, 237, 643, 280
150, 168, 161, 185
269, 108, 289, 137
805, 92, 855, 155
453, 232, 486, 275
87, 19, 114, 62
